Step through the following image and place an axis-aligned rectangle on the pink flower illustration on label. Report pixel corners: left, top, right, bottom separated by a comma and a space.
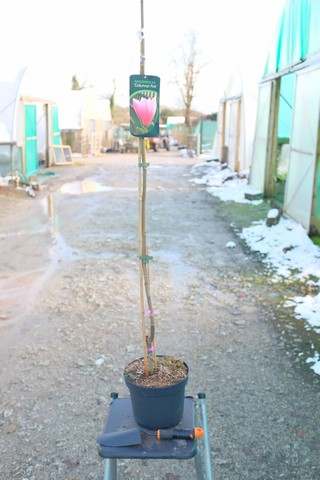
132, 96, 157, 127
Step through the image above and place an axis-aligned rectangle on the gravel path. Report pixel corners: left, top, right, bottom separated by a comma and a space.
0, 151, 319, 480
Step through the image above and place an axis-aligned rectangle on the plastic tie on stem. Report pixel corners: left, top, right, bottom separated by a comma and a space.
137, 28, 144, 40
139, 255, 153, 264
147, 346, 156, 352
138, 162, 149, 168
146, 309, 158, 317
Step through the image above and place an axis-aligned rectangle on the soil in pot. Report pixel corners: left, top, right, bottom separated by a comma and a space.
124, 356, 189, 429
124, 355, 188, 387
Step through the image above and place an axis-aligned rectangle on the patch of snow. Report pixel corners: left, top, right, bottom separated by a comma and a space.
226, 241, 236, 248
267, 208, 280, 219
190, 157, 320, 375
306, 353, 320, 375
284, 294, 320, 328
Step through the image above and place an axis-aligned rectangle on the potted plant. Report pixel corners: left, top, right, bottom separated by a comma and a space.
123, 0, 188, 430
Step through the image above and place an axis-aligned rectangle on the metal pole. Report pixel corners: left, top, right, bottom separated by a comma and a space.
194, 448, 205, 480
104, 458, 117, 480
198, 393, 213, 479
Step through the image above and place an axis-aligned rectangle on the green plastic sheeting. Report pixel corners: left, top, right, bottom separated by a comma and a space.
25, 104, 38, 175
52, 105, 62, 145
264, 0, 320, 76
278, 73, 295, 140
194, 118, 217, 153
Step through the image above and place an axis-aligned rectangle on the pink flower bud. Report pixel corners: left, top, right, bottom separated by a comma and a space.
132, 96, 157, 127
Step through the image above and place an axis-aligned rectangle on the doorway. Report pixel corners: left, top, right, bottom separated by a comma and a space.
274, 73, 295, 206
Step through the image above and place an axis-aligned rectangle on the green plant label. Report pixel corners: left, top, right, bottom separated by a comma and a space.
129, 74, 160, 138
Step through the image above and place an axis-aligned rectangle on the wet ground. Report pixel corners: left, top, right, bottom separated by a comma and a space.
0, 150, 320, 480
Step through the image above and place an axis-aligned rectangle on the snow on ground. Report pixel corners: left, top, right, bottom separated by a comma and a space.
189, 155, 320, 375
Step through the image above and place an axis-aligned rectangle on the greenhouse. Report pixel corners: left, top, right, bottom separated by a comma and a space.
249, 0, 320, 234
0, 67, 63, 177
212, 68, 258, 173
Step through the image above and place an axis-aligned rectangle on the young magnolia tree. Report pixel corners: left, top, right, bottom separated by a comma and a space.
133, 0, 158, 377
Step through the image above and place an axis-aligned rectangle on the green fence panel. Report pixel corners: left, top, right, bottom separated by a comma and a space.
25, 104, 38, 175
52, 106, 62, 145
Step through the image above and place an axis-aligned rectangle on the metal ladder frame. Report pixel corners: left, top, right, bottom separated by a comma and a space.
101, 393, 213, 480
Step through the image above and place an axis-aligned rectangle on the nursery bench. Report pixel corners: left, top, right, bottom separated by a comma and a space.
97, 393, 213, 480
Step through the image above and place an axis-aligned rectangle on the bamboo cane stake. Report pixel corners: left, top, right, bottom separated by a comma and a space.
138, 138, 149, 376
138, 0, 156, 375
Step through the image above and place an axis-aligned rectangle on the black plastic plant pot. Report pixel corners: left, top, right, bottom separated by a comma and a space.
124, 359, 189, 430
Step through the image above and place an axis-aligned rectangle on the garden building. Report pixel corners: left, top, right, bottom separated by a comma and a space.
249, 0, 320, 234
212, 68, 257, 173
0, 67, 64, 177
59, 88, 112, 156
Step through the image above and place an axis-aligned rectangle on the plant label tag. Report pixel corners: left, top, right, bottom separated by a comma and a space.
129, 74, 160, 138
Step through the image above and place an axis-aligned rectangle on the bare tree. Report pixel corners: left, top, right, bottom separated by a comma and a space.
108, 79, 116, 122
71, 75, 87, 90
99, 79, 117, 123
172, 31, 206, 132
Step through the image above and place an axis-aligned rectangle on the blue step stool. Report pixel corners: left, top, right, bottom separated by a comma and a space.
97, 393, 213, 480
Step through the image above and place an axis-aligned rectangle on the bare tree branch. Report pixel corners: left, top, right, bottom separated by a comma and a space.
170, 31, 208, 131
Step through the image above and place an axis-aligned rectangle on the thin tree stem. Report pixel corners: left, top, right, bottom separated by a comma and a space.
138, 0, 156, 376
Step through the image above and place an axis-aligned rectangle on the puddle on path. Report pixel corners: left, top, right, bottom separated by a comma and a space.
57, 178, 142, 194
40, 195, 75, 261
40, 194, 128, 261
1, 187, 131, 327
58, 178, 114, 194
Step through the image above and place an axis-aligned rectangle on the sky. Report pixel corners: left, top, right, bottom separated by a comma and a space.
189, 154, 320, 376
1, 0, 286, 113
